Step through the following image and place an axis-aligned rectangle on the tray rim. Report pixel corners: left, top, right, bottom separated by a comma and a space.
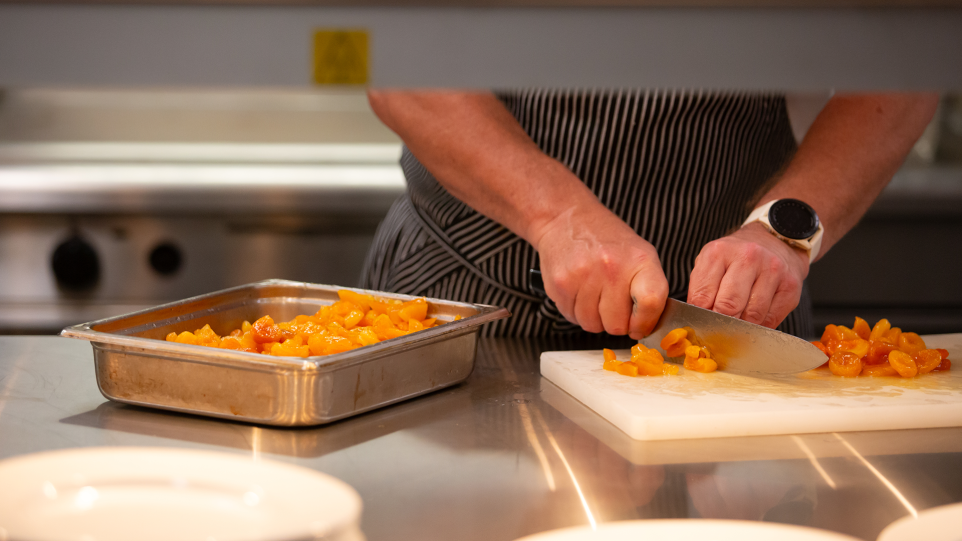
61, 279, 511, 373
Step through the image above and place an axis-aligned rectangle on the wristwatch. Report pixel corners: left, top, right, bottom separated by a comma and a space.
742, 199, 824, 262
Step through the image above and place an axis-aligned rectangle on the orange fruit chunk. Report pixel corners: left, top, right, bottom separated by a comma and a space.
683, 345, 718, 373
812, 317, 949, 378
898, 333, 926, 356
861, 362, 899, 377
601, 345, 679, 378
829, 351, 862, 377
616, 362, 640, 377
660, 328, 691, 357
888, 350, 919, 378
163, 290, 442, 357
853, 317, 871, 340
915, 349, 943, 375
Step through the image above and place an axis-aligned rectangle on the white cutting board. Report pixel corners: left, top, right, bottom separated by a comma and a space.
540, 334, 962, 441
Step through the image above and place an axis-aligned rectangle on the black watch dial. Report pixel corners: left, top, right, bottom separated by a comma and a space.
768, 199, 820, 240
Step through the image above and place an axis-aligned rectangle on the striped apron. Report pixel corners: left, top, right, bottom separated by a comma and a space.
360, 89, 814, 339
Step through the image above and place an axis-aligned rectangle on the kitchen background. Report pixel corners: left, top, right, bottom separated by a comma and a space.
1, 87, 960, 336
1, 3, 960, 337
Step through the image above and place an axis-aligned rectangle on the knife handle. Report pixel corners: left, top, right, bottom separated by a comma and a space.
529, 269, 547, 298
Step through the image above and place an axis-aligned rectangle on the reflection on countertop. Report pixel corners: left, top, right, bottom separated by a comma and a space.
1, 335, 960, 541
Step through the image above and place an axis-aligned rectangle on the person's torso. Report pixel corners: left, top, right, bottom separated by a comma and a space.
403, 89, 798, 298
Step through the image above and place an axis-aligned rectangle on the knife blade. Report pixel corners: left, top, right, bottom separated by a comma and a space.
640, 298, 827, 375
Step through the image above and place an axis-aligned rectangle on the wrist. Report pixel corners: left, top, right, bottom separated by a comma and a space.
528, 197, 615, 252
737, 222, 811, 271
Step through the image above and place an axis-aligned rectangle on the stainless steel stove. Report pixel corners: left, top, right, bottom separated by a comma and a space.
0, 88, 404, 332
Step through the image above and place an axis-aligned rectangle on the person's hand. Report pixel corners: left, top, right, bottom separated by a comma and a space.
533, 204, 668, 338
687, 222, 809, 328
686, 466, 797, 520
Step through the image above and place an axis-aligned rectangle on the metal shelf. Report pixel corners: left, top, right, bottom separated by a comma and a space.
1, 4, 961, 89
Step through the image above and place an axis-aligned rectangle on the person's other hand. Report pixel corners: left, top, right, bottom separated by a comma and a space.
533, 204, 668, 339
686, 466, 795, 520
687, 222, 809, 328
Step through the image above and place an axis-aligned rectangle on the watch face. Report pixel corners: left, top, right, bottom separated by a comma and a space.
768, 199, 819, 240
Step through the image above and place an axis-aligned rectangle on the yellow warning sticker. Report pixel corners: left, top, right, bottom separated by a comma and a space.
313, 29, 369, 85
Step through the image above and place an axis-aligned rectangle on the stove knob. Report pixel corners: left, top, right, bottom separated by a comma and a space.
51, 236, 101, 291
148, 242, 183, 276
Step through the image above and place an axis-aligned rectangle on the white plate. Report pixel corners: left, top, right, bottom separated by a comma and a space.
513, 520, 861, 541
0, 447, 363, 541
877, 502, 962, 541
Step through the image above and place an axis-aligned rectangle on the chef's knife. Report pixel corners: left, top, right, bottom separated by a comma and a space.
529, 270, 825, 375
641, 298, 826, 375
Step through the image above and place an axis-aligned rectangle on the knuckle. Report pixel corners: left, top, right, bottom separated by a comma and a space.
699, 241, 723, 258
600, 259, 623, 282
688, 288, 714, 307
781, 275, 802, 293
713, 297, 742, 316
552, 271, 575, 293
742, 307, 767, 324
605, 321, 629, 336
741, 243, 763, 262
581, 320, 604, 333
766, 257, 786, 275
634, 293, 664, 315
762, 313, 779, 328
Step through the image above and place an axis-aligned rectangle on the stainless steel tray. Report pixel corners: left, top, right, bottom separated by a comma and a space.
62, 279, 510, 426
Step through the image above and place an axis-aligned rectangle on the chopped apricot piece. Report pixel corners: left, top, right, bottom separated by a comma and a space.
898, 333, 926, 356
865, 340, 898, 366
838, 338, 870, 358
172, 331, 199, 346
882, 327, 902, 344
661, 328, 691, 357
813, 318, 949, 378
632, 348, 664, 366
915, 349, 943, 375
251, 315, 282, 344
821, 324, 842, 344
683, 345, 718, 373
853, 317, 871, 340
616, 362, 640, 377
162, 290, 440, 358
307, 334, 354, 356
829, 351, 862, 377
661, 364, 680, 376
399, 298, 429, 322
603, 345, 678, 378
869, 319, 892, 341
835, 325, 860, 341
270, 341, 310, 358
861, 362, 899, 377
337, 290, 373, 312
888, 350, 919, 378
602, 348, 622, 372
634, 359, 665, 376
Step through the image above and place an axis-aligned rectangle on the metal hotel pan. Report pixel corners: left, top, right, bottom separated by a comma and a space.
61, 279, 510, 426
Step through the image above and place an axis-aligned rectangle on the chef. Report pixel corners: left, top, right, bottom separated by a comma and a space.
360, 90, 938, 339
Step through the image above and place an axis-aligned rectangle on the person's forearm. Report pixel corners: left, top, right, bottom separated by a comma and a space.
368, 89, 669, 336
757, 93, 939, 257
367, 90, 611, 249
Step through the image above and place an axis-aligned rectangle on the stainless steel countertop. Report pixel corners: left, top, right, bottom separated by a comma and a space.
1, 336, 960, 540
